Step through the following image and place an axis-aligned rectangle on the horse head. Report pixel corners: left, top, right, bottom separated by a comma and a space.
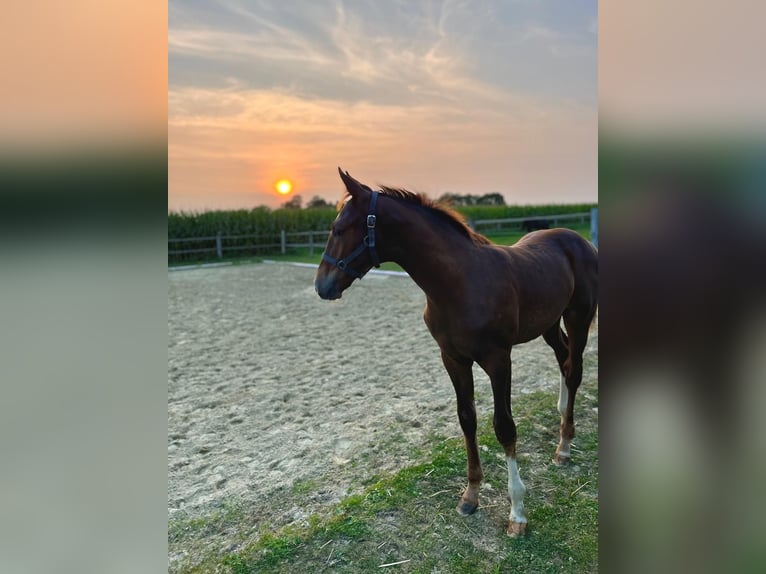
314, 168, 381, 300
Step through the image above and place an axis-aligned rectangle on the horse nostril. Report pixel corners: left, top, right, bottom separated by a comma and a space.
315, 278, 331, 299
315, 277, 342, 300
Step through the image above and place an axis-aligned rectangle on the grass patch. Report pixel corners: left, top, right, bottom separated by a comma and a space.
168, 499, 249, 544
177, 387, 598, 573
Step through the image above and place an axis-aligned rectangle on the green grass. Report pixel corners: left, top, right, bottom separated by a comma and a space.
171, 388, 598, 573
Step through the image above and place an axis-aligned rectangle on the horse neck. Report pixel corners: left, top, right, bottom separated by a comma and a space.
380, 200, 480, 303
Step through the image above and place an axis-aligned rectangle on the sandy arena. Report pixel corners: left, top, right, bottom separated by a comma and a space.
168, 262, 597, 567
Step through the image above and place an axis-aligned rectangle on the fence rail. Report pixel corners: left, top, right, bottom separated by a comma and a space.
168, 230, 331, 261
469, 212, 591, 229
168, 210, 597, 261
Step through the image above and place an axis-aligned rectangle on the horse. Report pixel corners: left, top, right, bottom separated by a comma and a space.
314, 168, 598, 537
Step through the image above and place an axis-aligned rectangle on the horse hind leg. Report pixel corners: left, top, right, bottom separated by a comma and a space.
554, 303, 597, 465
543, 322, 574, 464
440, 351, 483, 516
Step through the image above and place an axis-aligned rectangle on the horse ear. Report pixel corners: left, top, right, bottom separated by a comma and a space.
337, 167, 369, 198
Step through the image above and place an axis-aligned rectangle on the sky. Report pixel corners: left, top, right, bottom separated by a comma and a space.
168, 0, 597, 211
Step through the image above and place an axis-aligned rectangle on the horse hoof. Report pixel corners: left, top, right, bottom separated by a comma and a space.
507, 520, 527, 538
456, 500, 478, 516
553, 452, 570, 466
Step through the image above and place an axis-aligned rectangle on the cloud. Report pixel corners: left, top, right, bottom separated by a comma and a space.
168, 26, 334, 67
168, 0, 597, 210
168, 83, 596, 210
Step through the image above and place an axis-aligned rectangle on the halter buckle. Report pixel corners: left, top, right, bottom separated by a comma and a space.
367, 214, 377, 228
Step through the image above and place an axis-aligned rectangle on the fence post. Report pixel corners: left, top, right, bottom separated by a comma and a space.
590, 208, 598, 248
309, 232, 314, 256
280, 230, 286, 254
216, 231, 223, 259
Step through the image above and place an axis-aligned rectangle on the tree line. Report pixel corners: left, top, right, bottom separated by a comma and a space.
282, 192, 506, 209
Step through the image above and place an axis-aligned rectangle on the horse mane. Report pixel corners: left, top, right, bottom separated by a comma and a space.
376, 186, 492, 246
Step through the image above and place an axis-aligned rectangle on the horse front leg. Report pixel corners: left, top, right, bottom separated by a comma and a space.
479, 350, 527, 537
440, 351, 483, 516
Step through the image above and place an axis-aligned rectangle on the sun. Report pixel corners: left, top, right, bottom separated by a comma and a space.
275, 179, 293, 195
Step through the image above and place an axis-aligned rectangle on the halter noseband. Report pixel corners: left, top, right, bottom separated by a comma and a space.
321, 191, 381, 279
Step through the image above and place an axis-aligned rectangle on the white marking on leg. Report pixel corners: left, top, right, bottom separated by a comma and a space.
556, 374, 571, 460
558, 374, 568, 416
506, 457, 527, 524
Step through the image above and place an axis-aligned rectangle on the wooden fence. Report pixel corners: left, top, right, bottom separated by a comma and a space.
168, 210, 597, 261
168, 230, 329, 260
468, 212, 591, 231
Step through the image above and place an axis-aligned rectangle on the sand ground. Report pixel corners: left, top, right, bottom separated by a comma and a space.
168, 262, 597, 569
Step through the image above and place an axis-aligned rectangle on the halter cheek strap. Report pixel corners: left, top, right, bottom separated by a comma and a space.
321, 191, 381, 279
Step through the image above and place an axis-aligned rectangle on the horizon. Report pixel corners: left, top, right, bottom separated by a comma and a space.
169, 1, 597, 211
167, 186, 599, 214
168, 192, 597, 215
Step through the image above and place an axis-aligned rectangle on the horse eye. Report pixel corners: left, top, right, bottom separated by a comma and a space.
332, 227, 343, 238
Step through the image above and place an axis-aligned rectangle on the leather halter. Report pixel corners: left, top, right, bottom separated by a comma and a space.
321, 191, 380, 279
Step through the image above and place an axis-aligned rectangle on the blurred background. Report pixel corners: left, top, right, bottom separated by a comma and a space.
599, 2, 766, 572
1, 1, 764, 573
0, 2, 167, 574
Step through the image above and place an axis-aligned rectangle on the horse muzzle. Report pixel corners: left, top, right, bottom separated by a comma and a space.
314, 275, 343, 300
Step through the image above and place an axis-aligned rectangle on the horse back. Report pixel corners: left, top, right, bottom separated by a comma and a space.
512, 228, 597, 283
424, 228, 597, 351
503, 228, 598, 340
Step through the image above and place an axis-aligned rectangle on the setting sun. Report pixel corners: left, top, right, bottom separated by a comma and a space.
275, 179, 293, 195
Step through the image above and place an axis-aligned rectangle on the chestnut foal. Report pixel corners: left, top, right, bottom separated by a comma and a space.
315, 169, 598, 536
